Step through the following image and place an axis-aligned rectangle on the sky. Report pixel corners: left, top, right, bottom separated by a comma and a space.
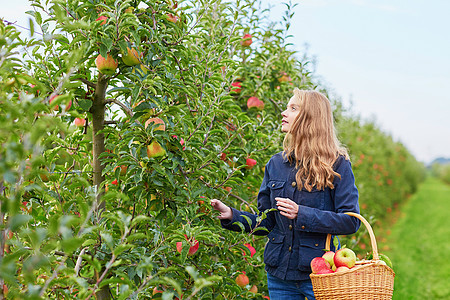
259, 0, 450, 165
2, 0, 450, 164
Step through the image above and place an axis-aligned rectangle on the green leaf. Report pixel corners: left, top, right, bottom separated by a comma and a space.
9, 214, 32, 231
78, 99, 93, 111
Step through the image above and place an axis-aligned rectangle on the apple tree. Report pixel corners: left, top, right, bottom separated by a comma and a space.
0, 0, 425, 299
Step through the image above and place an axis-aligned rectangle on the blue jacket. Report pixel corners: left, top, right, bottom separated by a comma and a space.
221, 152, 360, 281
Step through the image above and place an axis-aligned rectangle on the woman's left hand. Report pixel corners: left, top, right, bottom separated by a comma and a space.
275, 197, 299, 219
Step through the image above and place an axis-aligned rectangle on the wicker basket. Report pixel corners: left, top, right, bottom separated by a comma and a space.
310, 212, 395, 300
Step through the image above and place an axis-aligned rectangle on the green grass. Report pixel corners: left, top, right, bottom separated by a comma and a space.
385, 176, 450, 299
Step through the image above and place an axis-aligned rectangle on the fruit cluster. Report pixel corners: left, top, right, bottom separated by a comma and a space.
311, 248, 393, 275
310, 248, 357, 274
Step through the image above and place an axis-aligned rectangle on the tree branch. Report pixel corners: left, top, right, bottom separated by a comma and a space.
105, 98, 133, 117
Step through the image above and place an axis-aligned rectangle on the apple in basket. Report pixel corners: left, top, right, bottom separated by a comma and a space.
322, 251, 335, 269
334, 248, 357, 268
310, 257, 334, 274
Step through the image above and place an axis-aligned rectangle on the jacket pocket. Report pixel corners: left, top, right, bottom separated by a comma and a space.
268, 180, 285, 200
263, 231, 285, 267
298, 236, 326, 271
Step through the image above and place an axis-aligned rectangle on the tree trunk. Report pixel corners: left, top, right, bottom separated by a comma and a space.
91, 74, 110, 300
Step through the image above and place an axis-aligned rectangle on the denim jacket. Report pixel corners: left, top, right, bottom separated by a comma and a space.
221, 152, 360, 281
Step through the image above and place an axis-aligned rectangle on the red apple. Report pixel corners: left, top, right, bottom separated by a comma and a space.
144, 117, 165, 131
231, 81, 242, 93
245, 158, 257, 169
74, 117, 85, 127
96, 15, 108, 25
167, 13, 179, 23
243, 243, 256, 257
176, 234, 199, 256
95, 53, 118, 76
147, 140, 166, 158
322, 251, 335, 269
249, 285, 258, 293
310, 257, 333, 274
220, 152, 227, 161
49, 94, 60, 111
241, 34, 252, 47
172, 135, 185, 150
122, 47, 142, 66
235, 272, 249, 287
334, 248, 356, 268
335, 266, 350, 273
153, 286, 163, 295
66, 99, 72, 111
247, 96, 264, 109
114, 165, 127, 176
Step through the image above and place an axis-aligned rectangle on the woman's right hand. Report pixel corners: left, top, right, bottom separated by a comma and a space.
210, 199, 233, 220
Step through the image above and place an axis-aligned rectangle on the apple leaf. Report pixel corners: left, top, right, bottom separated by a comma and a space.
78, 99, 92, 111
9, 214, 32, 231
333, 235, 339, 250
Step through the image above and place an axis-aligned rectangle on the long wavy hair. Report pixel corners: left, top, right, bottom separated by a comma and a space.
283, 88, 349, 191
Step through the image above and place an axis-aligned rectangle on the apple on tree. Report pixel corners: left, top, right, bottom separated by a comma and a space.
235, 272, 249, 287
48, 94, 60, 111
144, 117, 165, 131
247, 96, 264, 110
147, 140, 166, 158
245, 158, 257, 169
96, 15, 107, 25
121, 47, 142, 66
176, 234, 199, 256
74, 117, 85, 127
243, 243, 256, 257
231, 81, 242, 93
167, 13, 179, 23
95, 53, 118, 76
241, 33, 252, 47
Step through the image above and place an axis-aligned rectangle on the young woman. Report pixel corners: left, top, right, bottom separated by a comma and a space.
211, 88, 360, 300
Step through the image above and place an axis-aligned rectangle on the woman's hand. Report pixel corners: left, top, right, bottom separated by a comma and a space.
275, 197, 299, 219
210, 199, 233, 220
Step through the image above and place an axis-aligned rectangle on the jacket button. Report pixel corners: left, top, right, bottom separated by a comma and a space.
289, 225, 293, 230
289, 246, 292, 252
272, 237, 275, 241
272, 183, 275, 187
301, 225, 305, 229
291, 181, 296, 187
315, 243, 319, 247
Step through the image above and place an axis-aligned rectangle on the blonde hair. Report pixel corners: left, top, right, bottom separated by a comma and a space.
283, 88, 349, 191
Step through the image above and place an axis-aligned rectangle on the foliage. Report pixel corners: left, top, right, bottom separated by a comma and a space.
0, 0, 424, 299
430, 162, 450, 185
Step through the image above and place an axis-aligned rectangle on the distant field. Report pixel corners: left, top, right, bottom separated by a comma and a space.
386, 177, 450, 299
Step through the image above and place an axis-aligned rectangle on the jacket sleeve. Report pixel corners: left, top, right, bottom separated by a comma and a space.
295, 158, 361, 235
220, 161, 276, 235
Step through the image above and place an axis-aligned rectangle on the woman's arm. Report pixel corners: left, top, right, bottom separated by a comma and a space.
211, 161, 276, 235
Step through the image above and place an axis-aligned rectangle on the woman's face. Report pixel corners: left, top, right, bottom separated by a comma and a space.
281, 96, 300, 133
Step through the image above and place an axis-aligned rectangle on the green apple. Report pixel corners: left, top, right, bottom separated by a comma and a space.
122, 47, 142, 66
147, 140, 165, 158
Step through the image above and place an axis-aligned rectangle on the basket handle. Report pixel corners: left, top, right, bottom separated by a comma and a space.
325, 212, 379, 261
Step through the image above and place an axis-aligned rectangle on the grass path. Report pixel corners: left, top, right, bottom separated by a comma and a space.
385, 176, 450, 299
